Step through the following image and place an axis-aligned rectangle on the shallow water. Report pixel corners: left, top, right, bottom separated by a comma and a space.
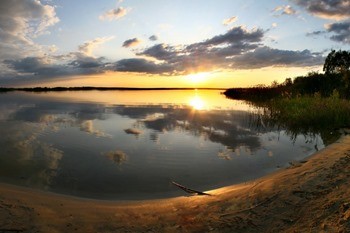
0, 90, 325, 200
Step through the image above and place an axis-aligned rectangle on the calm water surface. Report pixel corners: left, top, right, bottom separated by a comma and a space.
0, 90, 325, 200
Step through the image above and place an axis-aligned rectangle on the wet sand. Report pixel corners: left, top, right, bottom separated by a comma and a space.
1, 136, 350, 232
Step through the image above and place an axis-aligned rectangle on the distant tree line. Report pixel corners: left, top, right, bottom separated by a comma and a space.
0, 87, 224, 93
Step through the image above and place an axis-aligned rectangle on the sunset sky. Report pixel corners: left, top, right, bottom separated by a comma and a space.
0, 0, 349, 88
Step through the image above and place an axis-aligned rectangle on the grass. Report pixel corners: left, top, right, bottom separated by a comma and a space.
246, 92, 350, 145
268, 95, 350, 130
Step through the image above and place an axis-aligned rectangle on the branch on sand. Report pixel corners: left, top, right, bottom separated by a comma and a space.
171, 181, 211, 196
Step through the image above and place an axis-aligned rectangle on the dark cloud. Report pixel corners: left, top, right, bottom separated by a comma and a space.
113, 58, 173, 74
231, 47, 324, 69
307, 21, 350, 44
4, 57, 68, 76
122, 38, 141, 48
192, 26, 264, 47
138, 44, 178, 61
4, 53, 107, 82
291, 0, 350, 20
149, 35, 158, 41
326, 21, 350, 44
132, 26, 322, 73
306, 30, 327, 37
133, 26, 265, 74
69, 56, 105, 69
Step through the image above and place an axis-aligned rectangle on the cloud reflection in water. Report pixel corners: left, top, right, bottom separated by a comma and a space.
0, 91, 325, 199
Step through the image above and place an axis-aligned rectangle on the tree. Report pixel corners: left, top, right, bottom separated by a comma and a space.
323, 50, 350, 98
270, 80, 279, 88
282, 78, 293, 87
323, 50, 350, 75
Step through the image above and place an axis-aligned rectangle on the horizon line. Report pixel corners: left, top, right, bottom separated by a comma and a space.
0, 86, 228, 92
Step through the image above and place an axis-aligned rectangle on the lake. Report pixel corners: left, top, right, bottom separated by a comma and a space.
0, 90, 325, 200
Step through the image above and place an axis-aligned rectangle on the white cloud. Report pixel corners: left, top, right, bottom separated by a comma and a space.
273, 5, 297, 16
0, 0, 59, 57
0, 0, 59, 77
78, 36, 115, 56
223, 16, 238, 26
99, 7, 130, 21
35, 4, 60, 36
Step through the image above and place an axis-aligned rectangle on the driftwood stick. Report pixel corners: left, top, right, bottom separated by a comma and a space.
171, 181, 211, 196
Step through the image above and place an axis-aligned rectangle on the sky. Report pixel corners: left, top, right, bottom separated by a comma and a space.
0, 0, 349, 88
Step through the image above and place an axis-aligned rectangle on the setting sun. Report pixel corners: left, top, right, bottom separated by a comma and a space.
186, 72, 210, 83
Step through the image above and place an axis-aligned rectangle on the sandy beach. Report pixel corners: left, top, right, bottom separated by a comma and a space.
1, 136, 350, 233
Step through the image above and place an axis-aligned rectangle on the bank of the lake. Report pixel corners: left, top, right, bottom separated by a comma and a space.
1, 135, 350, 233
224, 88, 350, 145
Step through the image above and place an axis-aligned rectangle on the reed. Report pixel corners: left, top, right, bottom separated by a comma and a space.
246, 91, 349, 145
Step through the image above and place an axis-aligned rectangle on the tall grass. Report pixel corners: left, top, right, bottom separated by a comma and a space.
248, 92, 350, 145
268, 93, 350, 130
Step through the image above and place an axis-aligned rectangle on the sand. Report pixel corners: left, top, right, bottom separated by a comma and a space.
1, 136, 350, 233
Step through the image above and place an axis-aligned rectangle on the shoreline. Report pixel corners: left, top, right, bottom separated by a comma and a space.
1, 136, 350, 232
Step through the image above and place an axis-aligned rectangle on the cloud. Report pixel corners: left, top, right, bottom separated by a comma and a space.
306, 30, 327, 37
0, 0, 59, 61
124, 128, 143, 135
104, 150, 127, 165
128, 26, 322, 74
4, 57, 69, 76
0, 0, 59, 82
231, 47, 324, 69
122, 38, 142, 48
99, 6, 130, 20
306, 21, 350, 44
80, 120, 110, 138
0, 20, 325, 85
113, 58, 173, 74
78, 36, 115, 56
135, 26, 265, 74
35, 3, 60, 36
196, 26, 264, 46
149, 35, 158, 41
325, 21, 350, 44
273, 5, 297, 15
222, 16, 238, 26
290, 0, 350, 20
138, 44, 178, 61
2, 39, 109, 84
69, 53, 106, 69
3, 53, 107, 82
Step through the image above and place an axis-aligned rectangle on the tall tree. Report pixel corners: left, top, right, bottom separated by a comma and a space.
323, 50, 350, 74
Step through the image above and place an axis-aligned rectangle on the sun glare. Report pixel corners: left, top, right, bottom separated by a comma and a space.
186, 72, 210, 83
189, 96, 205, 110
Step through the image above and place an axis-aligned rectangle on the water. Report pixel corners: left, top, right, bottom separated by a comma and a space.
0, 90, 325, 200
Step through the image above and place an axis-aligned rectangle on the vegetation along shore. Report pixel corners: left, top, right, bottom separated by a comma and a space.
224, 50, 350, 144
